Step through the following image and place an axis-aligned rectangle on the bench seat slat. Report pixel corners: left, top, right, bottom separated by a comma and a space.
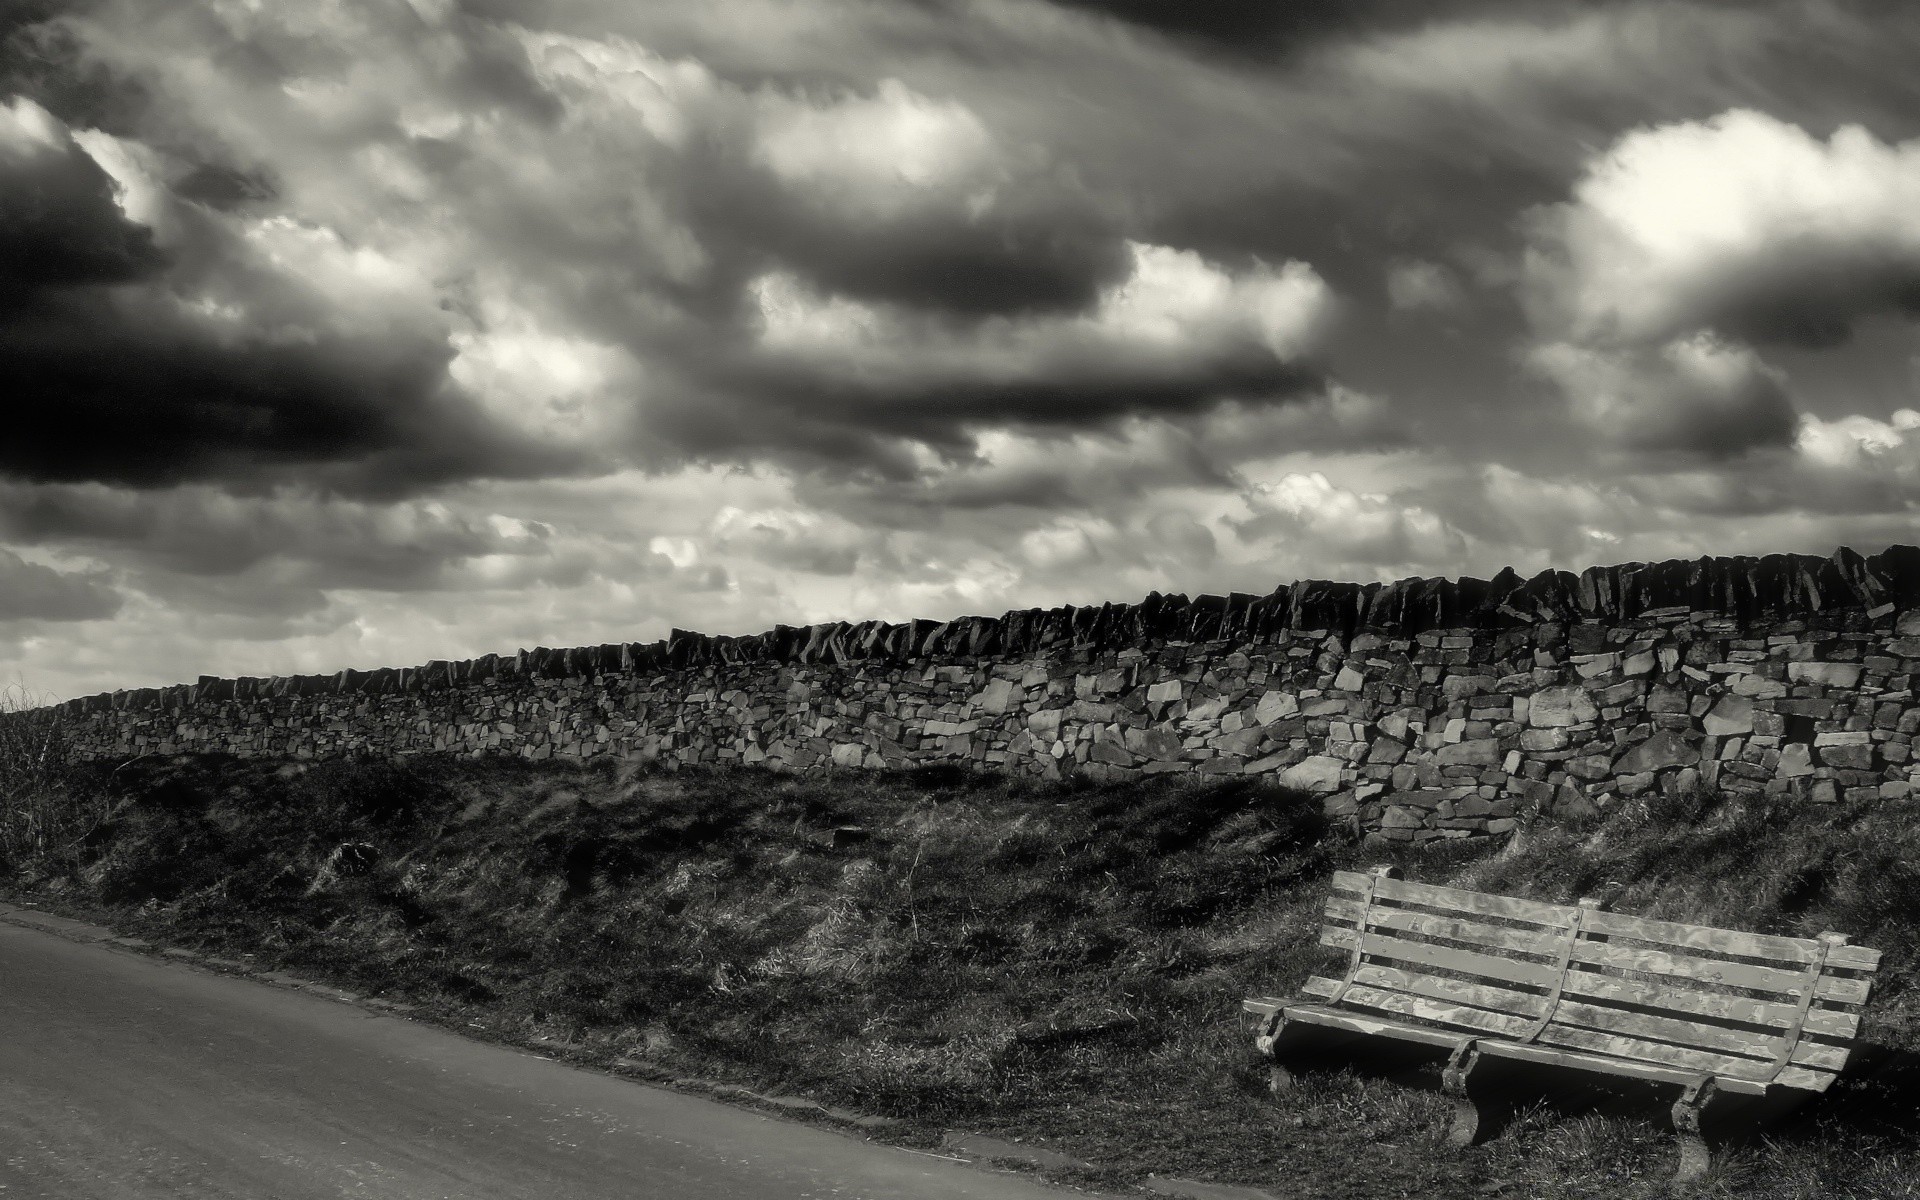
1319, 984, 1834, 1091
1268, 1002, 1477, 1051
1305, 966, 1853, 1071
1284, 992, 1830, 1092
1474, 1039, 1772, 1095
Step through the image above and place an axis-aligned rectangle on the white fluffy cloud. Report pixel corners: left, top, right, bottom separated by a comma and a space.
1524, 109, 1920, 348
752, 241, 1334, 416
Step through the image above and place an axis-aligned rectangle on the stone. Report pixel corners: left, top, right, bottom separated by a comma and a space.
1732, 672, 1788, 699
1787, 661, 1862, 688
1573, 653, 1621, 679
1702, 696, 1754, 737
1816, 743, 1875, 770
1185, 695, 1230, 723
1146, 680, 1183, 706
1528, 685, 1599, 728
1124, 726, 1183, 761
1214, 726, 1265, 757
1646, 685, 1688, 714
977, 678, 1021, 715
1435, 738, 1501, 767
1613, 730, 1700, 774
1566, 754, 1612, 781
1367, 737, 1407, 765
1519, 728, 1569, 752
1254, 690, 1298, 724
1278, 755, 1346, 794
1379, 806, 1425, 830
1334, 665, 1366, 692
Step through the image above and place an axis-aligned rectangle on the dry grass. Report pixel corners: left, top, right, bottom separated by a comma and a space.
2, 752, 1919, 1197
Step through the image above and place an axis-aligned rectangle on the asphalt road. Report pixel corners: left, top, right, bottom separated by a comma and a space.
0, 918, 1104, 1199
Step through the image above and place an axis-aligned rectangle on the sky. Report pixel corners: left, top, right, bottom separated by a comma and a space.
4, 0, 1920, 699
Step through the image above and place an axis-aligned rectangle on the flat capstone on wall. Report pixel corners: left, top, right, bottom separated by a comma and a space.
21, 546, 1920, 845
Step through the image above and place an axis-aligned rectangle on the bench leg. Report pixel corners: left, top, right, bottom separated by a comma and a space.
1441, 1039, 1490, 1148
1254, 1011, 1363, 1094
1670, 1075, 1720, 1184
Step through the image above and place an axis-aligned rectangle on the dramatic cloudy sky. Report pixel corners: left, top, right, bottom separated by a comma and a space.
5, 0, 1920, 697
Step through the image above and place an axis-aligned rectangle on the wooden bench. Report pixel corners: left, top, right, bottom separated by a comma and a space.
1244, 867, 1883, 1181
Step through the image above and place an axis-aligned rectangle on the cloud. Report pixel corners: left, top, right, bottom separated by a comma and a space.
0, 96, 566, 494
746, 241, 1334, 432
1386, 259, 1469, 315
1523, 108, 1920, 349
1234, 471, 1470, 571
0, 547, 119, 622
1527, 333, 1799, 457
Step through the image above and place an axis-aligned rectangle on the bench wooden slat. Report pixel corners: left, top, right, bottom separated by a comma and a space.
1314, 979, 1831, 1090
1551, 995, 1847, 1073
1332, 901, 1568, 957
1326, 921, 1869, 1027
1321, 925, 1560, 989
1307, 966, 1852, 1071
1336, 872, 1881, 973
1333, 871, 1573, 928
1474, 1039, 1773, 1096
1532, 1018, 1831, 1091
1584, 908, 1882, 971
1568, 940, 1871, 1005
1271, 1002, 1484, 1051
1554, 966, 1859, 1041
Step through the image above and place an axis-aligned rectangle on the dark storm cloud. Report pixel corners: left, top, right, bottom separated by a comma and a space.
0, 92, 577, 495
1037, 0, 1449, 55
0, 104, 159, 287
0, 482, 554, 587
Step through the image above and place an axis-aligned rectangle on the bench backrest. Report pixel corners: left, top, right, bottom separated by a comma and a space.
1301, 868, 1882, 1092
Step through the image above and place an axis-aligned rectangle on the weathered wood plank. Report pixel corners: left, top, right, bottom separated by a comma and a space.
1336, 873, 1572, 928
1316, 965, 1851, 1072
1556, 967, 1860, 1041
1361, 905, 1564, 957
1321, 983, 1832, 1089
1583, 909, 1880, 971
1474, 1040, 1773, 1096
1570, 940, 1872, 1005
1276, 1003, 1468, 1050
1314, 960, 1860, 1042
1320, 926, 1561, 989
1552, 997, 1848, 1072
1333, 874, 1880, 975
1533, 1021, 1832, 1091
1330, 984, 1534, 1039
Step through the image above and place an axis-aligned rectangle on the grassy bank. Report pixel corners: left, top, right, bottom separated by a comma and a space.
4, 751, 1919, 1198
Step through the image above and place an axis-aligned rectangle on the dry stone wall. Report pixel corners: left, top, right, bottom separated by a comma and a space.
30, 546, 1920, 844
